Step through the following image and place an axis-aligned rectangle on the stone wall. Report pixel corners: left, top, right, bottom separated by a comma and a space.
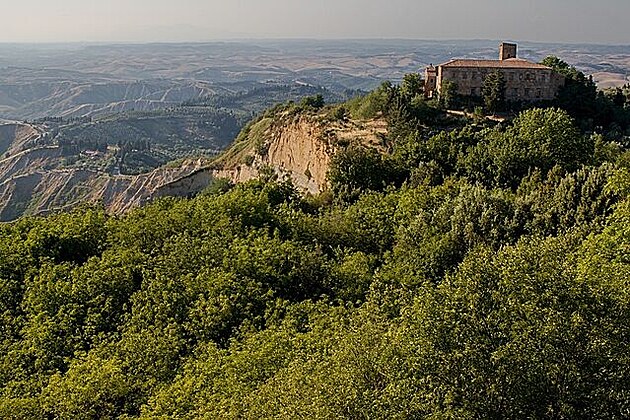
438, 67, 564, 101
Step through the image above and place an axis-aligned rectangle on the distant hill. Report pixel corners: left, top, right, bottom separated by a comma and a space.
0, 84, 347, 221
3, 40, 627, 121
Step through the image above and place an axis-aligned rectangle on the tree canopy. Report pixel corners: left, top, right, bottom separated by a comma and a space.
482, 69, 506, 113
1, 73, 630, 418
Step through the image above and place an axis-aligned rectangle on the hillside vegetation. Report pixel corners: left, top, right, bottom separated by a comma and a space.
0, 84, 346, 221
208, 96, 388, 193
1, 60, 630, 418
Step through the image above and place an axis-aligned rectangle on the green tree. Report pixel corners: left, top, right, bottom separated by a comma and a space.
459, 107, 591, 188
327, 144, 405, 201
400, 73, 424, 99
439, 80, 457, 109
300, 94, 325, 109
482, 70, 506, 113
541, 56, 598, 124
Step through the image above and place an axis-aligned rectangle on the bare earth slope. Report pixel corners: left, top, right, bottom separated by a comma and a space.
175, 109, 388, 195
0, 110, 386, 221
0, 122, 43, 155
0, 122, 213, 220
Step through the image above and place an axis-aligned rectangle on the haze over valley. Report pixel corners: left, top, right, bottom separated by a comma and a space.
3, 0, 630, 416
0, 39, 629, 220
2, 40, 630, 121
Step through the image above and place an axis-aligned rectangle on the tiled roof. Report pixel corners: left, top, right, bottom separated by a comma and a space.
440, 58, 551, 70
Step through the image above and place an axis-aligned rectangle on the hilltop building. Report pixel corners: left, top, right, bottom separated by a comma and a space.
425, 43, 565, 101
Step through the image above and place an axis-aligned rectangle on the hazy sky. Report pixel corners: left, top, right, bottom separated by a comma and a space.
2, 0, 629, 44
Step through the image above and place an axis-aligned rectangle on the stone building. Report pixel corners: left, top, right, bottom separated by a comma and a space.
425, 43, 565, 101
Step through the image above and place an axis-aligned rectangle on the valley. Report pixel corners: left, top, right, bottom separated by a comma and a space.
2, 40, 629, 121
0, 39, 629, 221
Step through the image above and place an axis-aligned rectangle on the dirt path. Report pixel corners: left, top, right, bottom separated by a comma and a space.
447, 110, 506, 122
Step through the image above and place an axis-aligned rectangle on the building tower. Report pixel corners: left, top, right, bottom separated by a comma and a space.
499, 42, 517, 60
424, 65, 437, 98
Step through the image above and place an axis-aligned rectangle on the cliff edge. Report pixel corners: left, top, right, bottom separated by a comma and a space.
206, 107, 388, 194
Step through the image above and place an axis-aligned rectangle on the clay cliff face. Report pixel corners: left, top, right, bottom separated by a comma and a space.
0, 112, 387, 221
0, 122, 213, 221
212, 116, 333, 194
208, 111, 387, 194
0, 122, 43, 154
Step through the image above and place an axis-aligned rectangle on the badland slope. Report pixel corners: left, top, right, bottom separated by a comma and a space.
0, 121, 211, 221
167, 107, 388, 196
0, 108, 387, 220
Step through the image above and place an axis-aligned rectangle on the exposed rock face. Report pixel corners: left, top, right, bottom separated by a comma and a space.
0, 155, 212, 220
208, 112, 387, 194
0, 122, 42, 154
0, 121, 214, 221
0, 112, 387, 221
84, 159, 212, 214
212, 116, 333, 194
150, 167, 214, 202
262, 117, 334, 193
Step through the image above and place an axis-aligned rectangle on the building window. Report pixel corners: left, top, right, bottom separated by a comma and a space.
519, 73, 524, 81
462, 72, 467, 79
509, 73, 515, 81
524, 88, 531, 97
536, 88, 542, 98
541, 74, 546, 82
472, 72, 477, 80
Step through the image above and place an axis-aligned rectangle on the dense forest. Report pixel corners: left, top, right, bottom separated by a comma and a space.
1, 57, 630, 418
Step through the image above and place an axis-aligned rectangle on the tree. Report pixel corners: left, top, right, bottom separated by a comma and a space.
327, 144, 405, 201
509, 107, 589, 171
482, 70, 506, 113
400, 73, 424, 99
300, 94, 325, 109
541, 56, 597, 123
458, 107, 591, 188
439, 80, 457, 109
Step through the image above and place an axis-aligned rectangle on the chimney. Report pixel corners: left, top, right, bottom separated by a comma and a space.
499, 42, 517, 60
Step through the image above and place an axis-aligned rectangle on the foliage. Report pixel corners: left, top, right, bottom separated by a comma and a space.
439, 80, 458, 109
1, 75, 630, 418
400, 73, 424, 98
459, 108, 592, 187
542, 55, 630, 136
327, 144, 405, 201
300, 94, 325, 109
482, 70, 506, 113
345, 81, 398, 120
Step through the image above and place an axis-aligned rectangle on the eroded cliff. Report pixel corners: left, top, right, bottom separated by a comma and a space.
208, 110, 387, 194
0, 121, 214, 220
0, 110, 387, 221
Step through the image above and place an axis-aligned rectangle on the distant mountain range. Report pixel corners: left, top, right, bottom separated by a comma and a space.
1, 40, 628, 121
0, 39, 628, 221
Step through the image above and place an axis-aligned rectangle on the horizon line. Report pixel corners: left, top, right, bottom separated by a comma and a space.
1, 38, 629, 48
